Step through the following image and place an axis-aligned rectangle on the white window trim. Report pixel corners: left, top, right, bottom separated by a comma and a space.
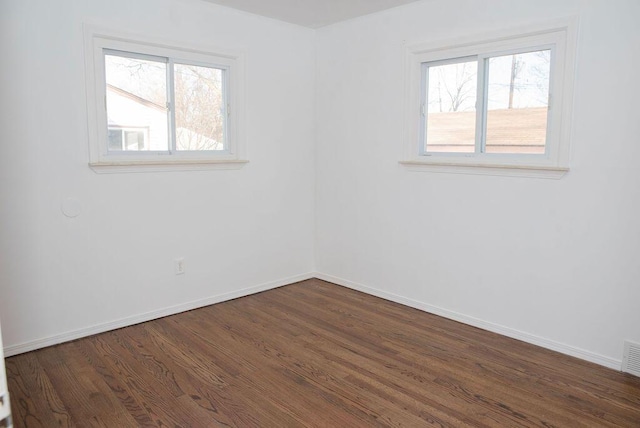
83, 24, 247, 173
401, 18, 579, 179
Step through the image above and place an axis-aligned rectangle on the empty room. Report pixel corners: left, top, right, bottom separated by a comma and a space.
0, 0, 639, 426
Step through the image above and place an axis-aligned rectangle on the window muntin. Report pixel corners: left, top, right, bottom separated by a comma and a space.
421, 48, 552, 157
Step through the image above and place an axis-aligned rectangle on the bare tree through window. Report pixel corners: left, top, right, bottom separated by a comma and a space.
174, 64, 225, 151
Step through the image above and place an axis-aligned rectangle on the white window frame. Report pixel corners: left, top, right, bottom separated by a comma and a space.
84, 25, 247, 173
401, 18, 578, 178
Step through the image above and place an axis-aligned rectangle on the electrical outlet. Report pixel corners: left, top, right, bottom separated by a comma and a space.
174, 258, 185, 275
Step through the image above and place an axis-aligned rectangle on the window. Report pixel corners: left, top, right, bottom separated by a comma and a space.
84, 26, 246, 172
402, 20, 577, 177
108, 127, 148, 151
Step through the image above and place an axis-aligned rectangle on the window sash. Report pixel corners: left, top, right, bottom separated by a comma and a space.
420, 45, 555, 158
102, 49, 230, 156
172, 59, 230, 153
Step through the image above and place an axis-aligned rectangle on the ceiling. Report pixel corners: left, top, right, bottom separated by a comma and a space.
200, 0, 423, 28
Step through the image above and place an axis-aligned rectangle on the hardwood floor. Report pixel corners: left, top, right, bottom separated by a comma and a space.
6, 279, 640, 427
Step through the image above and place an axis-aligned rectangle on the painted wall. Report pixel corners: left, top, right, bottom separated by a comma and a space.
0, 0, 316, 352
1, 0, 638, 369
315, 0, 640, 367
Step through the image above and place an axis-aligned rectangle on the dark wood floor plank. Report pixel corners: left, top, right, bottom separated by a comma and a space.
279, 283, 636, 426
35, 344, 140, 427
245, 300, 552, 425
136, 321, 276, 427
85, 331, 218, 427
302, 281, 640, 424
220, 294, 484, 427
6, 278, 640, 427
201, 299, 430, 427
160, 312, 371, 427
149, 318, 311, 427
247, 282, 640, 427
73, 337, 160, 428
3, 356, 71, 428
269, 297, 545, 426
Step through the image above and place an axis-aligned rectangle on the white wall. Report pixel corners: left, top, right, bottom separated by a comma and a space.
2, 0, 638, 370
0, 0, 316, 353
315, 0, 640, 368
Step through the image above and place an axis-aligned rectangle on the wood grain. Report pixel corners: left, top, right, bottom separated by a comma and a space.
6, 279, 640, 427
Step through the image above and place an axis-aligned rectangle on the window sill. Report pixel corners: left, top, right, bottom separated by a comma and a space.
398, 160, 569, 179
89, 159, 249, 174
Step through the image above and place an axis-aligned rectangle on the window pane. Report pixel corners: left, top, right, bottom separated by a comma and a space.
105, 53, 168, 151
107, 129, 123, 151
485, 50, 551, 154
425, 60, 477, 153
124, 130, 145, 150
174, 64, 225, 151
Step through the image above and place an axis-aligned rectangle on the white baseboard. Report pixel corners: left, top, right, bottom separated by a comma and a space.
313, 272, 622, 371
6, 271, 623, 372
3, 272, 314, 357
